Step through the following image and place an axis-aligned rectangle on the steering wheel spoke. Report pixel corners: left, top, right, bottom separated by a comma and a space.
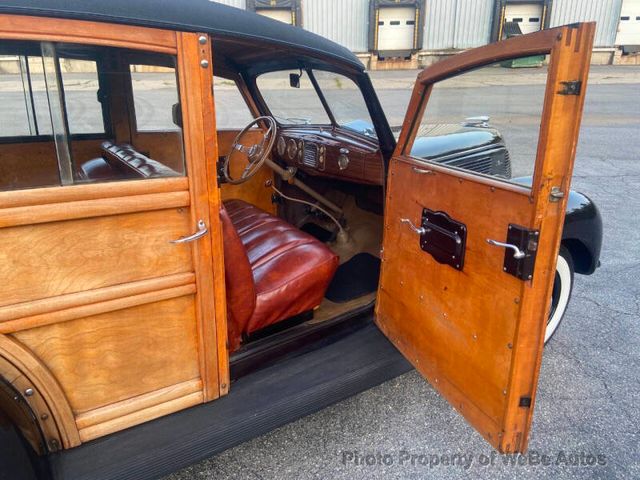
223, 116, 277, 185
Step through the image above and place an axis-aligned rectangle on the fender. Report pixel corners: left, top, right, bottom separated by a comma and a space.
0, 377, 53, 480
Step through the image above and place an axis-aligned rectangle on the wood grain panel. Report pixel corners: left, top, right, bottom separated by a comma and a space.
0, 176, 188, 209
274, 127, 384, 185
0, 15, 177, 54
74, 378, 202, 430
378, 157, 531, 436
13, 295, 201, 414
0, 208, 193, 307
0, 273, 194, 324
0, 141, 59, 191
377, 24, 595, 453
0, 191, 190, 228
0, 283, 196, 334
78, 391, 203, 442
176, 32, 224, 400
218, 129, 276, 214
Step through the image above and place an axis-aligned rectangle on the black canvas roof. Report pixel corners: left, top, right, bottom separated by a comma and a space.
0, 0, 364, 71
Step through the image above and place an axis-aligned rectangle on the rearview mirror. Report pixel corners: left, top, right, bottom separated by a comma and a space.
289, 73, 300, 88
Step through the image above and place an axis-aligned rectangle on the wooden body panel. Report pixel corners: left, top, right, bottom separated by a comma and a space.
0, 139, 106, 191
0, 207, 192, 307
218, 129, 276, 214
0, 20, 226, 450
377, 24, 595, 453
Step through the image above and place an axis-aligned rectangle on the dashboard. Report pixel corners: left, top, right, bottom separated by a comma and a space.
272, 127, 384, 185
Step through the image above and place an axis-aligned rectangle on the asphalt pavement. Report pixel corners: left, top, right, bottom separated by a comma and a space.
164, 66, 640, 480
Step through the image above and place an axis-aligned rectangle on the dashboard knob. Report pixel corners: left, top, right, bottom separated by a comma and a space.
338, 152, 349, 171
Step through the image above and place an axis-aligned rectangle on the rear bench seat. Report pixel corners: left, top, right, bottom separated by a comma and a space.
79, 141, 179, 181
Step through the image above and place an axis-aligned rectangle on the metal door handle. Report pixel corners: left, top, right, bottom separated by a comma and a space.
401, 218, 426, 235
486, 239, 525, 259
171, 220, 208, 244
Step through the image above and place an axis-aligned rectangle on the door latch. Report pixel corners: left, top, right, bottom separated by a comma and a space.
549, 186, 565, 202
489, 224, 539, 281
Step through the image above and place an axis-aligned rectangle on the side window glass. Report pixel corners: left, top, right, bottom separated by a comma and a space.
213, 76, 254, 129
130, 64, 180, 132
0, 54, 53, 138
0, 40, 186, 193
60, 58, 105, 135
410, 56, 548, 187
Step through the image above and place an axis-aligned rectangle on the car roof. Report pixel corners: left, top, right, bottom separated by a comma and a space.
0, 0, 364, 72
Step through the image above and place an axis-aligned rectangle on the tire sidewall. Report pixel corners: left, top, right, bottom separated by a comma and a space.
545, 246, 574, 344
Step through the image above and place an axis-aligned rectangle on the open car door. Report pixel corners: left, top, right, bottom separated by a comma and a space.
376, 23, 595, 453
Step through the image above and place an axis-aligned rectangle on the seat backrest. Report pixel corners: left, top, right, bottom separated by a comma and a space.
100, 141, 179, 179
220, 206, 256, 352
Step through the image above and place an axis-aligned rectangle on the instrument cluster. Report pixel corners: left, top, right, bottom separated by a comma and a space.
272, 129, 384, 186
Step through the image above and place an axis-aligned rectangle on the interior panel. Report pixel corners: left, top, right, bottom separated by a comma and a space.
378, 157, 532, 432
218, 129, 276, 214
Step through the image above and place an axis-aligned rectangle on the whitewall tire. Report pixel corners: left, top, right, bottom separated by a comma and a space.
545, 246, 574, 344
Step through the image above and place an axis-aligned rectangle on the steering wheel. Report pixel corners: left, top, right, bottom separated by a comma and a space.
222, 116, 277, 185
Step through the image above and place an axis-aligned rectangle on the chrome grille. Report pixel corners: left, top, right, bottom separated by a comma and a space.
301, 142, 318, 168
449, 156, 494, 175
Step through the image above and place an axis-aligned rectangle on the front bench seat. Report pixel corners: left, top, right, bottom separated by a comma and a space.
221, 199, 339, 351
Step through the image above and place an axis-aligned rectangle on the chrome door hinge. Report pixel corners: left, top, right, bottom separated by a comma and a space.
549, 186, 565, 202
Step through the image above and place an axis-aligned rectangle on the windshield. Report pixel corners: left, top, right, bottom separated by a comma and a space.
256, 69, 330, 125
312, 70, 376, 137
256, 69, 376, 137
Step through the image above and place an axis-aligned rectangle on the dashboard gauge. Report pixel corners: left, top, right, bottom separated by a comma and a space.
338, 148, 350, 171
286, 138, 298, 160
276, 136, 286, 157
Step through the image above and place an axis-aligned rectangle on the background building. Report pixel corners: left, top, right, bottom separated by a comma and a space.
212, 0, 640, 68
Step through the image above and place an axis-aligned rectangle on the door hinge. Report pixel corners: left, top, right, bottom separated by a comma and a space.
216, 157, 227, 186
519, 396, 532, 408
558, 80, 582, 96
549, 186, 565, 202
503, 224, 539, 281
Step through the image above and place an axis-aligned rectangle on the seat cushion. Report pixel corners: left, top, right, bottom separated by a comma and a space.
224, 199, 339, 334
101, 141, 180, 179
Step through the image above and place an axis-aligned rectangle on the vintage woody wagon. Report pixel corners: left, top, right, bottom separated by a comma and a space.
0, 1, 602, 479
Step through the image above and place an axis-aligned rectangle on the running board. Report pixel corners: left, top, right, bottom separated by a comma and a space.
49, 319, 412, 480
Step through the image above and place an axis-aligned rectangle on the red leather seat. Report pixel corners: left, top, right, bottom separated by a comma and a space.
221, 199, 338, 351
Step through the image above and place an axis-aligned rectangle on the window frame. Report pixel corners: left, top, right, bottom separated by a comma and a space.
0, 43, 112, 144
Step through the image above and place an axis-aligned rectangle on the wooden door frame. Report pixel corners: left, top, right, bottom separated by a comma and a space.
381, 23, 595, 452
0, 15, 228, 448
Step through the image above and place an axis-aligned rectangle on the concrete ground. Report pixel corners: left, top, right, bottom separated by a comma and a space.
164, 66, 640, 480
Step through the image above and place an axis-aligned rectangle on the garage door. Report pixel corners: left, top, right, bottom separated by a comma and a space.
378, 7, 416, 51
616, 0, 640, 46
257, 8, 292, 24
505, 3, 543, 35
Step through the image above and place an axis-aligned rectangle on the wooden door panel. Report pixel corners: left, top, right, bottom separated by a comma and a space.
0, 207, 192, 307
378, 158, 533, 434
377, 24, 595, 453
13, 295, 200, 414
0, 23, 226, 450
